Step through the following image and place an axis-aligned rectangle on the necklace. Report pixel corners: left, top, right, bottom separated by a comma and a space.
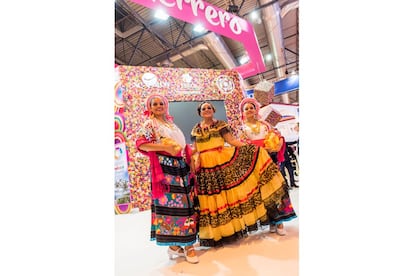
246, 121, 261, 135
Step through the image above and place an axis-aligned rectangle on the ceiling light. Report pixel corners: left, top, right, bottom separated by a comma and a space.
154, 9, 169, 20
250, 11, 258, 20
265, 54, 272, 62
193, 24, 206, 33
249, 11, 262, 24
239, 55, 250, 65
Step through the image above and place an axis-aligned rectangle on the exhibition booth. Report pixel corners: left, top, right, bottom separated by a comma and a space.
114, 65, 299, 214
113, 0, 299, 214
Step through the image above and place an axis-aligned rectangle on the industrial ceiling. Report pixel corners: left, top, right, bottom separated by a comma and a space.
115, 0, 299, 104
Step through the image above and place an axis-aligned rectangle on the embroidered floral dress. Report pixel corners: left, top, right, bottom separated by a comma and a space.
191, 120, 296, 247
136, 118, 198, 247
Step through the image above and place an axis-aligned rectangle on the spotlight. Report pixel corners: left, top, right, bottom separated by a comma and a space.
239, 55, 249, 65
250, 11, 258, 20
193, 24, 206, 33
154, 9, 169, 20
249, 11, 262, 24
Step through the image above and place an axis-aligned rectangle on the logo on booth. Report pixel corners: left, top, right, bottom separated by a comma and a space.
142, 72, 158, 87
215, 75, 234, 94
182, 73, 193, 83
176, 72, 201, 94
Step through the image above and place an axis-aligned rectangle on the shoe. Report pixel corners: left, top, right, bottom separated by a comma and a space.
269, 224, 277, 233
167, 246, 185, 260
275, 224, 286, 236
184, 246, 199, 264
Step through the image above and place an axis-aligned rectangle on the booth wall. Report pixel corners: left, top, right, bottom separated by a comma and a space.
115, 66, 245, 212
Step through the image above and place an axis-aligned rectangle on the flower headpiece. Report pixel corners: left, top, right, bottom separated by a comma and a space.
144, 94, 174, 123
239, 97, 262, 121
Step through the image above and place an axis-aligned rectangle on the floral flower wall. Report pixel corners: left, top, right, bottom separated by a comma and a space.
115, 65, 245, 211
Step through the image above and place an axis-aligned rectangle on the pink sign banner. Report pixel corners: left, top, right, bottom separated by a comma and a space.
130, 0, 266, 79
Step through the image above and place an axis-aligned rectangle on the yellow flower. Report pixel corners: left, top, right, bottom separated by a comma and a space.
161, 137, 181, 155
264, 132, 281, 151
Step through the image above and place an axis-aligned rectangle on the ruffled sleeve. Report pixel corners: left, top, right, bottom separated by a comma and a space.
135, 120, 156, 156
216, 120, 232, 136
135, 120, 168, 199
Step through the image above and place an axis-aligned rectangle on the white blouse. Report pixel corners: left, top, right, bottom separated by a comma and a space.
243, 121, 270, 140
152, 119, 186, 148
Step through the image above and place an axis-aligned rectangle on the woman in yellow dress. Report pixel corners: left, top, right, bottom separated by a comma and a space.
190, 101, 297, 247
239, 97, 297, 232
239, 98, 299, 189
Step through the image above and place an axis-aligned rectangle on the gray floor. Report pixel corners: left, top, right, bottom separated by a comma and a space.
115, 188, 299, 276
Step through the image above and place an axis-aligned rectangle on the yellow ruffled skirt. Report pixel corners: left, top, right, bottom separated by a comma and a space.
196, 144, 296, 247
